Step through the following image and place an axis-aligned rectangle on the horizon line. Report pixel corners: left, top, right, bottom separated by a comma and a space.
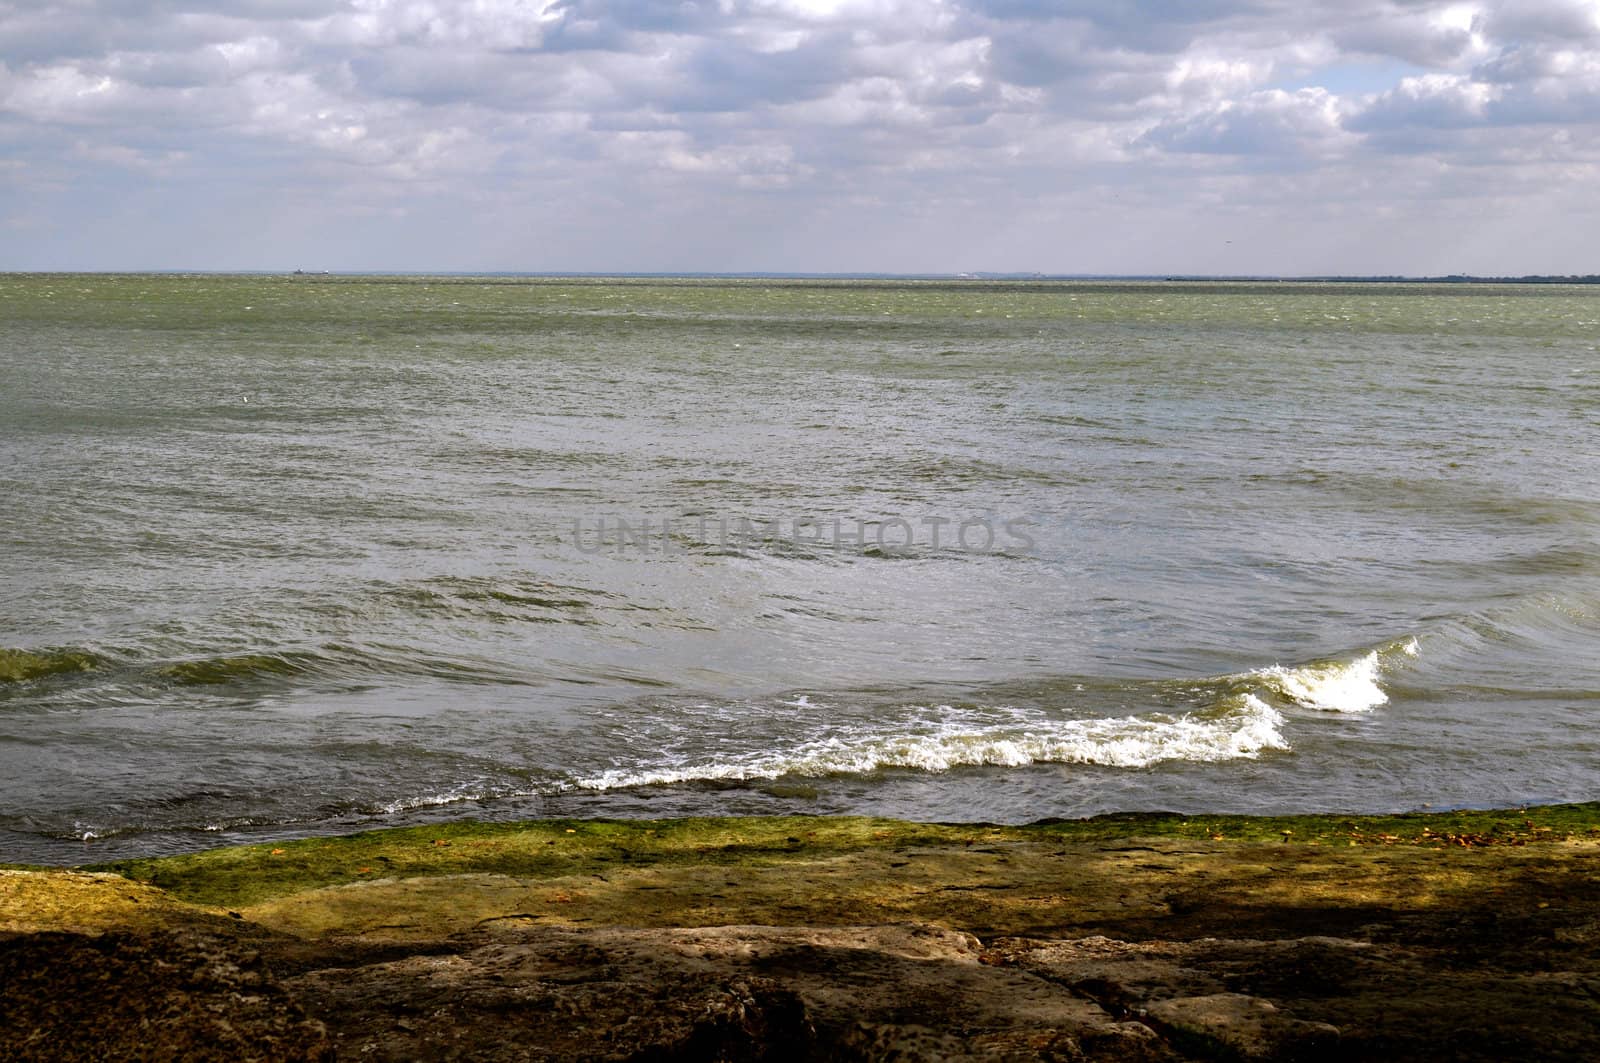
4, 269, 1599, 284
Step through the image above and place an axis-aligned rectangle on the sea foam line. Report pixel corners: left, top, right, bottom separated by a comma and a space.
575, 694, 1286, 790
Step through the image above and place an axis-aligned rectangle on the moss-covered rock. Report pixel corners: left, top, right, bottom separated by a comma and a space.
84, 803, 1600, 922
3, 805, 1599, 1060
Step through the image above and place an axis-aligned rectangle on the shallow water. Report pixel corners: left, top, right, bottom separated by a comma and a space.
2, 275, 1598, 864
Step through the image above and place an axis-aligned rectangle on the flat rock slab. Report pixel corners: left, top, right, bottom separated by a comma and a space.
10, 918, 1599, 1061
289, 923, 1166, 1061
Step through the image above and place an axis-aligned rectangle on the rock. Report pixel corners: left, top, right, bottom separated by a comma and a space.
7, 809, 1600, 1059
1141, 993, 1340, 1060
286, 924, 1165, 1061
0, 930, 331, 1062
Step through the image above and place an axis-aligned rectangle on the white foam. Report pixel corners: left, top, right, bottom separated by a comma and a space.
375, 782, 548, 815
574, 695, 1286, 791
378, 791, 477, 814
1250, 650, 1389, 712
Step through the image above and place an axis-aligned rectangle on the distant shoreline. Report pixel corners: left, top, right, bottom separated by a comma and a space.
4, 269, 1599, 284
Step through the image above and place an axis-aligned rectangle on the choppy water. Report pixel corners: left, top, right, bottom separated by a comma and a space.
2, 275, 1598, 864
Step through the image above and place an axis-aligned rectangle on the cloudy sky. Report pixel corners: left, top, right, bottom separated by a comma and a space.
2, 0, 1598, 274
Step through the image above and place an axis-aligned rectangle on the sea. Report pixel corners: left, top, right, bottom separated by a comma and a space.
2, 274, 1597, 865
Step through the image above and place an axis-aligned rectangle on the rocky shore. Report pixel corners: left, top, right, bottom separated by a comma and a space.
3, 805, 1599, 1061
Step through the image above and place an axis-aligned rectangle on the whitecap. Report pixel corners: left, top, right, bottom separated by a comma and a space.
573, 694, 1286, 790
1246, 644, 1409, 713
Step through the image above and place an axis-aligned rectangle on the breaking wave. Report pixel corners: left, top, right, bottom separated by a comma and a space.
575, 693, 1286, 790
572, 638, 1430, 793
1243, 638, 1418, 713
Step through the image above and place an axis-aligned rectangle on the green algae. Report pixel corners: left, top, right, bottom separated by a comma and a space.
1030, 801, 1600, 846
96, 817, 977, 909
0, 868, 244, 936
92, 804, 1600, 912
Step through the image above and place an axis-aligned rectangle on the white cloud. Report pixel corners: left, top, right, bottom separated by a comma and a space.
0, 0, 1596, 271
1349, 72, 1496, 130
1140, 87, 1352, 160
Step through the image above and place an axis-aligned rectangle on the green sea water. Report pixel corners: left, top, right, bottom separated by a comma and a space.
2, 274, 1598, 863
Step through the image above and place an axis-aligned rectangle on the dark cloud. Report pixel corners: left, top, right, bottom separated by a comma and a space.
968, 0, 1281, 52
1331, 16, 1476, 67
667, 33, 857, 111
1476, 0, 1600, 43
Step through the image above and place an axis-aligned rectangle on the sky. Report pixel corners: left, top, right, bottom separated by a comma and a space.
2, 0, 1599, 274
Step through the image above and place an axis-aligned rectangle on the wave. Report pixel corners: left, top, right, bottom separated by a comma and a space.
50, 781, 554, 843
365, 576, 608, 624
575, 693, 1286, 790
11, 641, 1427, 843
0, 636, 543, 697
571, 638, 1433, 793
0, 646, 105, 683
157, 652, 318, 686
1241, 638, 1418, 713
0, 643, 330, 690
